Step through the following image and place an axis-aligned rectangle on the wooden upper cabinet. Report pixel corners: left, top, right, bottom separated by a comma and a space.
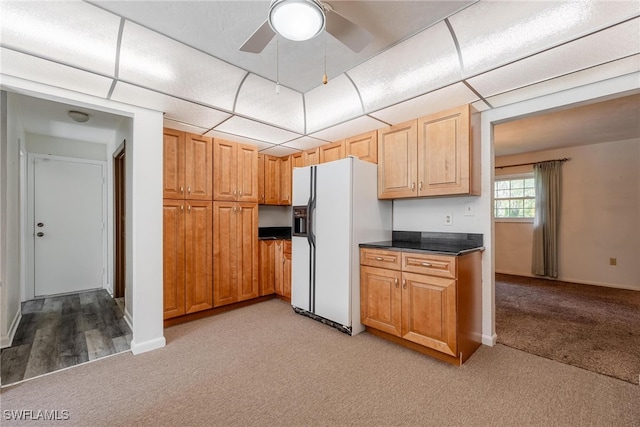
377, 120, 418, 199
417, 104, 477, 196
319, 141, 346, 164
258, 154, 265, 204
237, 143, 259, 202
303, 148, 319, 166
184, 201, 213, 314
346, 131, 377, 164
291, 152, 304, 168
264, 155, 280, 205
213, 139, 258, 202
401, 271, 457, 357
184, 133, 213, 200
279, 155, 292, 205
163, 129, 186, 199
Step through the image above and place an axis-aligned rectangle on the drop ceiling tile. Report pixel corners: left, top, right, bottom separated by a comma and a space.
486, 54, 640, 108
450, 1, 640, 78
111, 82, 231, 129
119, 21, 246, 111
211, 116, 300, 145
205, 129, 275, 151
259, 146, 300, 157
281, 136, 329, 151
468, 19, 640, 98
235, 74, 304, 134
309, 116, 386, 143
348, 21, 461, 113
0, 1, 120, 76
0, 48, 113, 98
471, 100, 492, 112
163, 119, 208, 135
304, 75, 364, 134
369, 83, 479, 125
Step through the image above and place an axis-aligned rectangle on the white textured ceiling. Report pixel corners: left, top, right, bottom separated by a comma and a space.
1, 0, 639, 153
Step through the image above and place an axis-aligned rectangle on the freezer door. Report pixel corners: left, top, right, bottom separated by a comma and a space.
314, 158, 352, 327
291, 236, 311, 311
292, 165, 311, 206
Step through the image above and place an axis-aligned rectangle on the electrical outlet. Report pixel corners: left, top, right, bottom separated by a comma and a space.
464, 202, 475, 216
609, 258, 617, 266
444, 213, 453, 226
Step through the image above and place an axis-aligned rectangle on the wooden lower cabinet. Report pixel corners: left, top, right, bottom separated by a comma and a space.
259, 239, 276, 296
213, 202, 258, 307
360, 248, 481, 365
259, 239, 292, 300
163, 199, 213, 320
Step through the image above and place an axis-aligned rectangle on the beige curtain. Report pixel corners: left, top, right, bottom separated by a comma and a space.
532, 160, 562, 278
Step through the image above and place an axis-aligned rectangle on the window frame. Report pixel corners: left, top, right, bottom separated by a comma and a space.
493, 173, 535, 223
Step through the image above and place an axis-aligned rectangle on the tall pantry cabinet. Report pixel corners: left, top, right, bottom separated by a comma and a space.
163, 129, 214, 319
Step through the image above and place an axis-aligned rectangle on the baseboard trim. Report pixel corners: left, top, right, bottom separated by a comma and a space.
482, 333, 497, 347
1, 310, 22, 349
123, 308, 133, 331
130, 337, 166, 355
495, 270, 639, 291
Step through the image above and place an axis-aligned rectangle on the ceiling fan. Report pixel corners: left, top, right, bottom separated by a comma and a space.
240, 0, 373, 53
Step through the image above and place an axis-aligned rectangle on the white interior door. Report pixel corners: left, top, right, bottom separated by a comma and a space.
34, 157, 105, 296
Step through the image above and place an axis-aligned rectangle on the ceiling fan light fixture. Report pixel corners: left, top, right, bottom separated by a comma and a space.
269, 0, 325, 42
68, 110, 90, 123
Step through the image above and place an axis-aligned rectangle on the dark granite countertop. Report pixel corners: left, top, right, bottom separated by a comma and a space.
258, 227, 291, 240
360, 231, 484, 256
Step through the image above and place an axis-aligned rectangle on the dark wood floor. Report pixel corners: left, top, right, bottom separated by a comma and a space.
1, 289, 131, 385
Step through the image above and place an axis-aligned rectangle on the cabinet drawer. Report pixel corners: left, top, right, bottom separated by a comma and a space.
360, 248, 401, 270
401, 253, 456, 278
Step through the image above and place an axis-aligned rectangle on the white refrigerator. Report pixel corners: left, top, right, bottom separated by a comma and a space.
291, 157, 392, 335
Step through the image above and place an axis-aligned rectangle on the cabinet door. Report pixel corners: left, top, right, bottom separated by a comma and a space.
274, 241, 284, 296
291, 152, 304, 168
258, 154, 265, 204
237, 143, 259, 202
237, 203, 259, 302
417, 104, 471, 196
278, 156, 291, 205
401, 272, 457, 356
346, 131, 377, 164
163, 200, 185, 319
185, 133, 213, 200
303, 148, 319, 166
264, 155, 280, 205
259, 240, 276, 296
213, 139, 238, 201
163, 129, 185, 199
184, 201, 213, 313
319, 141, 345, 164
283, 240, 292, 299
360, 266, 402, 336
213, 201, 237, 307
377, 120, 417, 199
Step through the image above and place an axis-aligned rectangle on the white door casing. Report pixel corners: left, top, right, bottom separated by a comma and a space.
32, 155, 106, 296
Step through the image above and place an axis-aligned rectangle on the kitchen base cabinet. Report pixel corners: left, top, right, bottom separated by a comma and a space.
259, 239, 292, 301
259, 239, 276, 296
360, 248, 482, 365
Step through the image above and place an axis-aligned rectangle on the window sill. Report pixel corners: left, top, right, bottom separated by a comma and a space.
494, 218, 534, 223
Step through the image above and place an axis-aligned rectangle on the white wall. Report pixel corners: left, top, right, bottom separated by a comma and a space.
258, 205, 292, 227
1, 75, 165, 354
26, 133, 107, 161
1, 92, 26, 348
495, 138, 640, 290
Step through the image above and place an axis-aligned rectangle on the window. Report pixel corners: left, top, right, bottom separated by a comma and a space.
494, 174, 535, 220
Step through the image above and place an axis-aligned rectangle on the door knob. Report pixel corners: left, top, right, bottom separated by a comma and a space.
37, 232, 44, 237
37, 222, 44, 227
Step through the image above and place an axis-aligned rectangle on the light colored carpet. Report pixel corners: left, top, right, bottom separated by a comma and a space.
496, 273, 640, 385
1, 299, 639, 426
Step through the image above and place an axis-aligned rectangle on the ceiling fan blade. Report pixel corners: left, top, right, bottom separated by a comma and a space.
240, 19, 276, 53
325, 9, 373, 53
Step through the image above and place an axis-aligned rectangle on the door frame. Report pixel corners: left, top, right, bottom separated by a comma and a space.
26, 153, 108, 300
114, 140, 126, 299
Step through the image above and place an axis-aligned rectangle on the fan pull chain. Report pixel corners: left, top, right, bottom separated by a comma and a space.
276, 37, 281, 94
323, 32, 328, 85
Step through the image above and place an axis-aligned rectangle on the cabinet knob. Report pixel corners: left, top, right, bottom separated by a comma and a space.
239, 190, 243, 196
233, 190, 237, 196
375, 257, 383, 261
411, 182, 415, 191
180, 186, 184, 194
188, 204, 191, 213
419, 181, 423, 191
180, 205, 184, 212
421, 262, 432, 267
402, 279, 407, 289
187, 186, 191, 194
394, 278, 399, 288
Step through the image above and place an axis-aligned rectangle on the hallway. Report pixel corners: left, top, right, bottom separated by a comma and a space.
1, 289, 131, 385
